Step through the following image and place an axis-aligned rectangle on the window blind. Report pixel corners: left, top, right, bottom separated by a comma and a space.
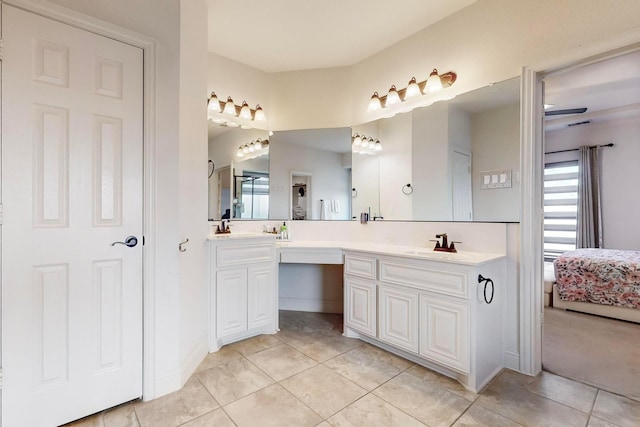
543, 161, 579, 261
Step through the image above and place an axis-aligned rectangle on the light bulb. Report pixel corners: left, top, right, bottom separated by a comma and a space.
236, 146, 244, 157
249, 141, 256, 152
353, 134, 362, 146
242, 145, 249, 154
374, 139, 382, 151
425, 69, 443, 93
368, 138, 376, 150
223, 97, 236, 115
207, 92, 221, 113
386, 85, 401, 105
255, 139, 263, 150
239, 101, 252, 120
254, 105, 266, 121
368, 92, 382, 111
405, 77, 421, 98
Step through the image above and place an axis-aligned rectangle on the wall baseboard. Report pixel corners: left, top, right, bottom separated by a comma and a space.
279, 297, 343, 314
180, 337, 209, 384
504, 350, 520, 371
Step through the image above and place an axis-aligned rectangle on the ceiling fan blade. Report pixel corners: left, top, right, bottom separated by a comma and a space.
545, 107, 588, 116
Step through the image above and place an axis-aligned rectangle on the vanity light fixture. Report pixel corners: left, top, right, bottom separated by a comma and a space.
368, 92, 382, 111
424, 69, 444, 93
207, 92, 221, 113
366, 68, 457, 112
207, 92, 268, 128
236, 139, 269, 159
223, 96, 236, 116
239, 101, 252, 120
386, 85, 401, 106
352, 134, 382, 155
254, 105, 267, 122
405, 77, 421, 98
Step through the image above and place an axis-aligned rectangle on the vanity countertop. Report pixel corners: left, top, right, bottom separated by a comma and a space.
276, 240, 504, 266
207, 232, 277, 241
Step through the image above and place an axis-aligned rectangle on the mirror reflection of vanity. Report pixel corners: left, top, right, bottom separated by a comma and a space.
208, 77, 520, 223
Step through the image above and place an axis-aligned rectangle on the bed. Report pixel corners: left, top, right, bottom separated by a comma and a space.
553, 248, 640, 323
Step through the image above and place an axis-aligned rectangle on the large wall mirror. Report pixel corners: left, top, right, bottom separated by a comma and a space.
352, 76, 521, 222
208, 78, 520, 223
208, 126, 352, 221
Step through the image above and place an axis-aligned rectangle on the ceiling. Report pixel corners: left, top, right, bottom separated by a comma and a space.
206, 0, 476, 73
544, 49, 640, 131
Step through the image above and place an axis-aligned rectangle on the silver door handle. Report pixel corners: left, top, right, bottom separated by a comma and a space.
111, 236, 138, 247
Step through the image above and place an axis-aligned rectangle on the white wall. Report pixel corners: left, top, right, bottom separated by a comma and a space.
545, 116, 640, 250
178, 0, 209, 386
472, 103, 521, 222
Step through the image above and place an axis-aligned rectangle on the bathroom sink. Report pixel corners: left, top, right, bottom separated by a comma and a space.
404, 250, 472, 261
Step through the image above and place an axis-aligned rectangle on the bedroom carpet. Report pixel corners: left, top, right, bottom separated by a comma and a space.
543, 307, 640, 401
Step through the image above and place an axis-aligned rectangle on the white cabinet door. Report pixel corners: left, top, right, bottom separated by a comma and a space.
379, 286, 419, 353
419, 295, 470, 373
345, 277, 377, 337
248, 265, 275, 329
217, 268, 248, 338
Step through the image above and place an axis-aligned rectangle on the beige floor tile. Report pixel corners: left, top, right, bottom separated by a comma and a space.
180, 408, 235, 427
328, 394, 425, 427
280, 364, 367, 418
588, 417, 621, 427
373, 372, 471, 427
287, 332, 356, 362
526, 371, 598, 413
592, 390, 640, 427
453, 403, 524, 426
194, 346, 243, 373
247, 343, 317, 381
315, 422, 333, 427
134, 377, 219, 427
476, 377, 589, 427
224, 384, 323, 427
406, 364, 478, 401
197, 356, 273, 405
64, 415, 105, 427
226, 333, 282, 356
323, 347, 406, 391
103, 404, 140, 427
357, 342, 415, 371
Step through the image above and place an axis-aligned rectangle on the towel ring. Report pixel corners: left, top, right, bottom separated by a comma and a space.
352, 188, 358, 198
208, 160, 215, 178
402, 183, 413, 195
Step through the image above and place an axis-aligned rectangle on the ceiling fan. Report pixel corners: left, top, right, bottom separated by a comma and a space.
544, 107, 587, 117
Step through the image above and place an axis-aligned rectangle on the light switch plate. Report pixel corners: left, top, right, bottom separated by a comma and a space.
481, 169, 512, 189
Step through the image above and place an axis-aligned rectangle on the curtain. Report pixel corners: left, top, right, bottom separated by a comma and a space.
577, 146, 603, 248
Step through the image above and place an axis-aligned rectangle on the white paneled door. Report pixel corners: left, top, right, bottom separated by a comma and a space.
2, 6, 144, 426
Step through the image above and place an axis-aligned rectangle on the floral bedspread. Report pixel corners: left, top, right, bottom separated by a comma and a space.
554, 249, 640, 309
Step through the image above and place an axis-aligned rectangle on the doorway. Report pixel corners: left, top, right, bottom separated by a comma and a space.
540, 49, 640, 400
1, 5, 147, 425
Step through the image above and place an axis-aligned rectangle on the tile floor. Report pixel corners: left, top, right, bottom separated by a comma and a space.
67, 311, 640, 427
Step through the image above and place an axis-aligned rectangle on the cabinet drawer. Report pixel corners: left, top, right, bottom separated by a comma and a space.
344, 254, 377, 279
380, 260, 468, 299
217, 243, 274, 267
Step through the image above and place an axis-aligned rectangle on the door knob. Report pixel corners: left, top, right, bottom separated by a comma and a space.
111, 236, 138, 247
